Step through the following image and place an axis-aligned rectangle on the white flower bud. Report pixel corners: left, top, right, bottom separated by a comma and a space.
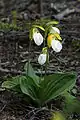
33, 32, 43, 46
51, 39, 62, 52
51, 27, 60, 34
38, 54, 46, 65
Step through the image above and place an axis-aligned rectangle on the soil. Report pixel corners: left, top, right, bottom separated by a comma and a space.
0, 0, 80, 119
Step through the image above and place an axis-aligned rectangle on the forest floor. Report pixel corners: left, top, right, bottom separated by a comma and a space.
0, 0, 80, 119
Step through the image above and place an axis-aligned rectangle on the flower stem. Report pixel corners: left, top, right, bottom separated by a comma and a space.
27, 39, 31, 75
43, 31, 48, 76
40, 65, 43, 77
45, 47, 49, 76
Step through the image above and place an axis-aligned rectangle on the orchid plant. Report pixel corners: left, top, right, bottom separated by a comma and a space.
2, 20, 78, 119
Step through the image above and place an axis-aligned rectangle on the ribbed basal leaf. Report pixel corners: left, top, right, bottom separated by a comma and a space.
38, 72, 77, 105
24, 62, 39, 85
63, 92, 80, 113
20, 76, 39, 101
2, 76, 25, 89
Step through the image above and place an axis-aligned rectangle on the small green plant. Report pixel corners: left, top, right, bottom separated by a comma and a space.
2, 62, 76, 106
11, 10, 17, 26
0, 11, 22, 30
0, 21, 22, 30
1, 19, 78, 119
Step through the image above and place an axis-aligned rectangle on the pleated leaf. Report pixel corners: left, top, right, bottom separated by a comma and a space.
38, 72, 77, 105
20, 76, 39, 102
24, 62, 39, 86
63, 92, 80, 113
2, 75, 25, 89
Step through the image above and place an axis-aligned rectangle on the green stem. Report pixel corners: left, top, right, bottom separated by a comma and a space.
27, 40, 31, 75
45, 47, 49, 76
43, 31, 49, 76
40, 65, 43, 78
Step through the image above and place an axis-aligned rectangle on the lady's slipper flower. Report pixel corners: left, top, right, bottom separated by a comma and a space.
51, 39, 62, 52
38, 54, 46, 65
50, 27, 60, 34
33, 32, 43, 46
47, 34, 62, 52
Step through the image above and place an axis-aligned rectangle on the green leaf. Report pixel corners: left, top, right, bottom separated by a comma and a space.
63, 92, 80, 114
50, 111, 66, 120
38, 72, 77, 105
2, 76, 25, 89
20, 76, 39, 102
33, 25, 45, 31
24, 62, 39, 85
